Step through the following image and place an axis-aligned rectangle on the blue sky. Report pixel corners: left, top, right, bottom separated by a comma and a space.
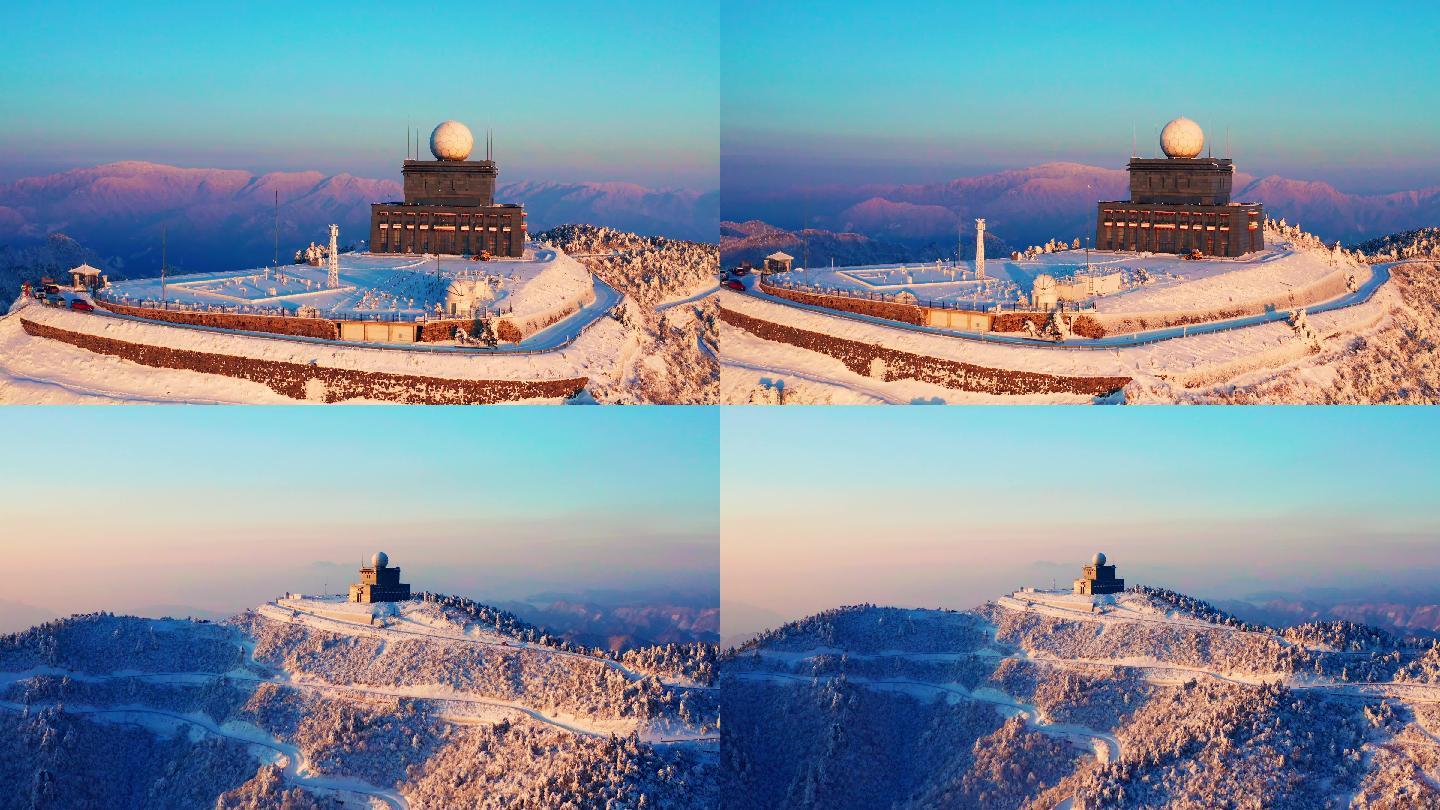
2, 407, 718, 620
723, 0, 1440, 194
723, 407, 1440, 635
0, 1, 717, 188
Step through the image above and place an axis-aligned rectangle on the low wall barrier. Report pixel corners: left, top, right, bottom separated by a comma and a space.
21, 316, 587, 404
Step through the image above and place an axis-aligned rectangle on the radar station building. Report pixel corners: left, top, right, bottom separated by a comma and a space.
1073, 552, 1125, 595
370, 120, 527, 258
349, 551, 412, 603
1095, 118, 1264, 257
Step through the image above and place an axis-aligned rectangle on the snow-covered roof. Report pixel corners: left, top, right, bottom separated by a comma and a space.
765, 252, 795, 262
70, 263, 102, 276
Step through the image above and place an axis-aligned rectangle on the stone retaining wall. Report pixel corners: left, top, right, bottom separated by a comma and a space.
418, 288, 593, 343
97, 299, 340, 340
759, 282, 925, 325
22, 317, 586, 404
991, 312, 1108, 339
721, 306, 1129, 398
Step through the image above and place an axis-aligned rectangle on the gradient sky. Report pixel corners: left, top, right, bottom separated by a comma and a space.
0, 407, 717, 625
722, 407, 1440, 639
723, 0, 1440, 196
0, 1, 717, 188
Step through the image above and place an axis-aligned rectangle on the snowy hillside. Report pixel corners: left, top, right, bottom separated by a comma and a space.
536, 224, 718, 405
1353, 227, 1440, 261
0, 595, 718, 809
721, 589, 1440, 809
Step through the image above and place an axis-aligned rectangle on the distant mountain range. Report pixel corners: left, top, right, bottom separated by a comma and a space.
497, 597, 720, 651
0, 161, 718, 276
724, 162, 1440, 264
1219, 594, 1440, 638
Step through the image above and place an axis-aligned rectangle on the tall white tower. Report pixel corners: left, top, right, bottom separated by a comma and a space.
975, 218, 987, 279
327, 224, 340, 288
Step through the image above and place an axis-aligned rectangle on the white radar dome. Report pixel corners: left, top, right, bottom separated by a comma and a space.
372, 551, 389, 569
1160, 117, 1204, 159
1092, 552, 1107, 567
430, 121, 474, 161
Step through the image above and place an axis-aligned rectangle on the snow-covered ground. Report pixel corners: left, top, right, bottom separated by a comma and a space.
0, 293, 626, 403
765, 236, 1357, 317
1, 227, 720, 403
103, 248, 591, 324
724, 589, 1440, 808
720, 253, 1414, 404
1, 598, 720, 807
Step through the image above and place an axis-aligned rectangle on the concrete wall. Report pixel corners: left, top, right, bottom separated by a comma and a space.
98, 300, 339, 340
338, 320, 418, 343
923, 308, 993, 331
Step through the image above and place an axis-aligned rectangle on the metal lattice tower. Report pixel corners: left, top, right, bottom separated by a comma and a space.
327, 224, 340, 288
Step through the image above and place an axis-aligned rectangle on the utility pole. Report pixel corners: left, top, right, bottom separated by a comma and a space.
273, 190, 279, 269
160, 224, 167, 307
801, 192, 810, 281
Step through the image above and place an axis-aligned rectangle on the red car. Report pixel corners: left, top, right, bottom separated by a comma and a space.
725, 279, 745, 291
69, 298, 95, 312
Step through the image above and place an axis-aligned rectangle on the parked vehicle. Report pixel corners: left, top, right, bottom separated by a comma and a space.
725, 279, 746, 291
69, 298, 95, 312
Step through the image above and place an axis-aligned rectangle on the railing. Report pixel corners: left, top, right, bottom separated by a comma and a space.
87, 276, 625, 357
94, 289, 516, 323
762, 278, 1054, 314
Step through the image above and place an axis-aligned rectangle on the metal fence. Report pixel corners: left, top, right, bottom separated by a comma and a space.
94, 290, 516, 323
762, 278, 1051, 314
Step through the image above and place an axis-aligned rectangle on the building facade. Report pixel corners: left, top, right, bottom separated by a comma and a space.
370, 127, 526, 257
1073, 552, 1125, 595
349, 551, 412, 603
1095, 120, 1264, 257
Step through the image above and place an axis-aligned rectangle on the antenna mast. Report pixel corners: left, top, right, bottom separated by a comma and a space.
273, 190, 279, 269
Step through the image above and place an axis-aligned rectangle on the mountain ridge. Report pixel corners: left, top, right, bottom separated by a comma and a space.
726, 161, 1440, 253
1, 592, 719, 808
0, 161, 719, 276
721, 585, 1440, 809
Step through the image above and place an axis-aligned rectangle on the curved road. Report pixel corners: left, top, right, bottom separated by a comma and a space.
656, 285, 719, 312
733, 260, 1406, 350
